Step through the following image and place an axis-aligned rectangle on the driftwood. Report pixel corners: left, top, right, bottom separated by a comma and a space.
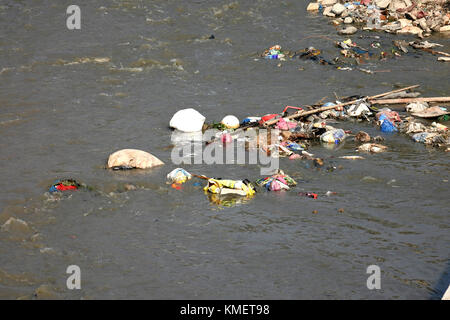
191, 173, 210, 180
419, 48, 450, 57
370, 97, 450, 105
262, 85, 420, 126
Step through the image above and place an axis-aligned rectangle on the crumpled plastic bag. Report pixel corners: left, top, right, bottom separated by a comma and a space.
255, 170, 297, 191
275, 118, 298, 131
320, 129, 346, 144
167, 168, 192, 184
406, 102, 428, 113
412, 132, 438, 144
376, 109, 401, 122
204, 179, 256, 196
347, 102, 372, 117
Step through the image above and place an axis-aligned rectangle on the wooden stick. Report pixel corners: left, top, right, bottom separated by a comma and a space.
420, 48, 450, 57
263, 85, 420, 126
368, 85, 420, 100
191, 173, 210, 180
370, 97, 450, 104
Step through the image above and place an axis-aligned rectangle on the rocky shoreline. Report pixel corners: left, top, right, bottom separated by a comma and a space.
307, 0, 450, 38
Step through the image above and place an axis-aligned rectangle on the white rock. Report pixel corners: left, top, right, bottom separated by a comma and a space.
418, 18, 428, 31
321, 0, 337, 6
332, 3, 345, 15
344, 17, 353, 24
323, 6, 335, 17
442, 285, 450, 300
306, 2, 320, 11
389, 0, 406, 11
169, 108, 205, 132
375, 0, 391, 9
398, 18, 412, 28
403, 0, 412, 7
440, 25, 450, 32
397, 26, 423, 36
107, 149, 164, 169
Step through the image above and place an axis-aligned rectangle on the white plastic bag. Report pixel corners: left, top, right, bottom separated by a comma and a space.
169, 108, 205, 132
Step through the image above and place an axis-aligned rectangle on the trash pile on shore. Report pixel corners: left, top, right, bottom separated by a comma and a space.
46, 85, 448, 206
307, 0, 450, 38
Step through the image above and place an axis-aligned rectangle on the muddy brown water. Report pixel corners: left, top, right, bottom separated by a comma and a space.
0, 0, 449, 299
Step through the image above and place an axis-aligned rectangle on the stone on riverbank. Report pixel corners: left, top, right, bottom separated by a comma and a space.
323, 6, 336, 17
375, 0, 391, 9
339, 26, 358, 35
1, 217, 32, 235
332, 3, 346, 16
107, 149, 164, 169
322, 0, 338, 6
397, 26, 423, 37
307, 2, 320, 11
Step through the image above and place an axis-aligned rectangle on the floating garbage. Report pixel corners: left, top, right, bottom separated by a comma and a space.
358, 143, 388, 153
107, 149, 164, 170
402, 121, 427, 134
298, 192, 318, 199
255, 170, 297, 191
355, 131, 371, 142
167, 168, 192, 184
411, 106, 449, 119
376, 109, 401, 123
379, 116, 398, 133
376, 109, 401, 133
289, 154, 303, 160
49, 179, 81, 193
169, 108, 205, 132
259, 113, 279, 125
320, 129, 346, 144
347, 102, 372, 118
261, 45, 286, 60
412, 132, 439, 144
275, 118, 298, 131
340, 155, 365, 160
204, 178, 256, 196
432, 122, 448, 132
241, 117, 261, 125
406, 102, 428, 113
220, 133, 233, 144
221, 115, 240, 129
284, 141, 305, 152
293, 47, 335, 65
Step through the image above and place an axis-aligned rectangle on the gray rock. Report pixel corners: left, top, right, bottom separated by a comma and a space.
339, 26, 358, 35
1, 217, 31, 235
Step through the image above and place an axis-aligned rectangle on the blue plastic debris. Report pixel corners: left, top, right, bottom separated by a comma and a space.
379, 114, 398, 133
286, 142, 305, 152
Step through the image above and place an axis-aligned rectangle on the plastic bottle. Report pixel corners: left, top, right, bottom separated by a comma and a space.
320, 129, 346, 144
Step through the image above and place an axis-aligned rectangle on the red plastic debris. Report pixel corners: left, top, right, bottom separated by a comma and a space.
55, 184, 78, 191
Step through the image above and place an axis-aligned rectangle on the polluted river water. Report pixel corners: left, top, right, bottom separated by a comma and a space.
0, 1, 449, 299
